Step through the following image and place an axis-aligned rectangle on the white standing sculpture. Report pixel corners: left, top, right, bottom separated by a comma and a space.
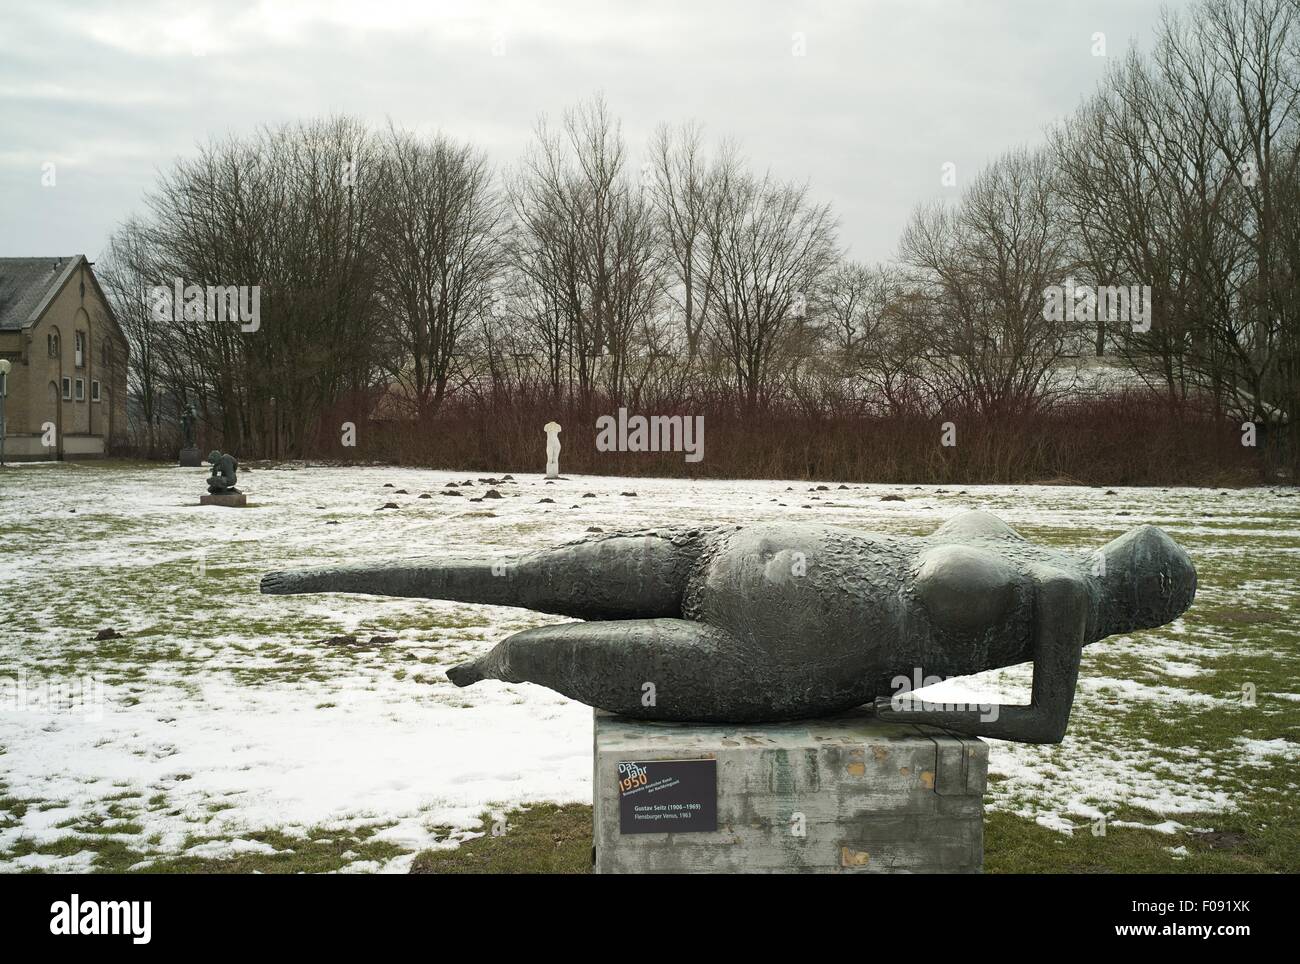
544, 421, 562, 479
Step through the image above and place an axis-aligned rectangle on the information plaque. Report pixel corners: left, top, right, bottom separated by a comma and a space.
617, 758, 717, 834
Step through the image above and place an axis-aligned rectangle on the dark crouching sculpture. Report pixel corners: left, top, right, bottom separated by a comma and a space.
260, 511, 1195, 743
206, 451, 239, 494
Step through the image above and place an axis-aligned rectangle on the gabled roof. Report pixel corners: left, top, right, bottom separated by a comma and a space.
0, 256, 84, 330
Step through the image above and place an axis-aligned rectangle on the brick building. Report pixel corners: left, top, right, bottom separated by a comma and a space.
0, 256, 129, 459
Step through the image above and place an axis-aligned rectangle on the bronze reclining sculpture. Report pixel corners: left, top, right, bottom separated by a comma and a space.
261, 510, 1196, 743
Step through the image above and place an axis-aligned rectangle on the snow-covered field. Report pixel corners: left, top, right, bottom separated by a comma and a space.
1, 461, 1297, 872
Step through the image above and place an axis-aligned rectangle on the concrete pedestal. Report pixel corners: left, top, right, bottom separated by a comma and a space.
593, 709, 987, 874
200, 491, 247, 507
179, 446, 202, 467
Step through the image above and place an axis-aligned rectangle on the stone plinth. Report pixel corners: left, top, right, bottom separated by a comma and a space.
593, 708, 987, 874
200, 491, 247, 507
179, 446, 202, 467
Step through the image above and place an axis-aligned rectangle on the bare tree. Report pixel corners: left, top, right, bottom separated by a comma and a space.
507, 95, 662, 406
137, 116, 382, 456
375, 125, 504, 420
701, 166, 838, 411
648, 122, 738, 364
821, 260, 897, 363
99, 220, 171, 454
1053, 0, 1300, 473
899, 148, 1074, 418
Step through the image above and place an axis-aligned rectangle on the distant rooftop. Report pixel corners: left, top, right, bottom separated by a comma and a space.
0, 256, 83, 331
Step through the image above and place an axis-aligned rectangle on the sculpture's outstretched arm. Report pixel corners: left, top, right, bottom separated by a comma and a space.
260, 531, 701, 620
875, 568, 1088, 743
447, 618, 783, 722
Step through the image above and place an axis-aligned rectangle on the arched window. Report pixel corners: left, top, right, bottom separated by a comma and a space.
73, 310, 88, 367
48, 331, 60, 357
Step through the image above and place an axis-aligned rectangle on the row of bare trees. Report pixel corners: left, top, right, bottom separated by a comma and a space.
832, 0, 1299, 470
102, 0, 1299, 475
103, 98, 840, 457
101, 117, 381, 457
1051, 0, 1300, 439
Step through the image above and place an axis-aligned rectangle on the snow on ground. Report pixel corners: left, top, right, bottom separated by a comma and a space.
0, 461, 1296, 869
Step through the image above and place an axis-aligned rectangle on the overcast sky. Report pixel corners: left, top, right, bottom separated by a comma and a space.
0, 0, 1180, 264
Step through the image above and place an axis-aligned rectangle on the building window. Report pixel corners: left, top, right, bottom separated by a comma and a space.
0, 371, 6, 397
91, 379, 101, 403
62, 376, 71, 399
75, 377, 85, 401
48, 332, 59, 357
75, 331, 85, 367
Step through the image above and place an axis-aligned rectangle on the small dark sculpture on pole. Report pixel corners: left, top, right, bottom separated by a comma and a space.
260, 510, 1196, 743
181, 404, 197, 448
178, 403, 201, 467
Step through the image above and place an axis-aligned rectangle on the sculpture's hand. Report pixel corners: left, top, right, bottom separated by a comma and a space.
875, 568, 1088, 744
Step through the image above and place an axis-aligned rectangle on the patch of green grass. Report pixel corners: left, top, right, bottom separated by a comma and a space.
984, 807, 1292, 873
410, 805, 592, 874
7, 822, 408, 874
6, 834, 142, 872
399, 612, 492, 632
397, 788, 1296, 874
138, 826, 406, 874
0, 791, 29, 824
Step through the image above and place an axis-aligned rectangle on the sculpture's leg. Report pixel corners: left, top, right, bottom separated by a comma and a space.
875, 569, 1088, 743
448, 619, 778, 722
260, 531, 701, 620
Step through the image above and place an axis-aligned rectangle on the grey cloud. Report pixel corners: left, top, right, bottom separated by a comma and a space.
0, 0, 1172, 261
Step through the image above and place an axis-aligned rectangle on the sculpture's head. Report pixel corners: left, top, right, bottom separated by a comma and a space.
1098, 525, 1196, 634
207, 450, 221, 465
